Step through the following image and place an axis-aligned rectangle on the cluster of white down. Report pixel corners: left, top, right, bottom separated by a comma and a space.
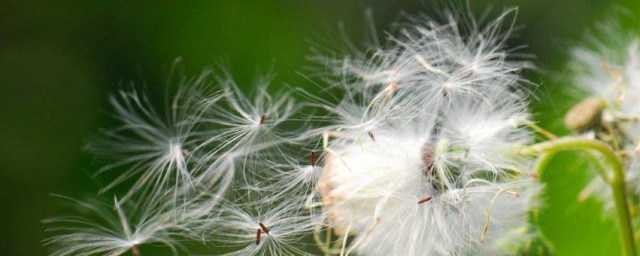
569, 21, 640, 208
45, 68, 320, 255
317, 8, 540, 255
44, 8, 542, 256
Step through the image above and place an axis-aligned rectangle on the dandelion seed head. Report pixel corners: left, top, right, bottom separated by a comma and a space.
316, 6, 539, 255
568, 18, 640, 209
47, 4, 543, 256
315, 7, 528, 119
319, 97, 536, 254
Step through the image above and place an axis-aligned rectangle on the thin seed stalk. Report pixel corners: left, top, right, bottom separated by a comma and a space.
131, 245, 141, 256
524, 137, 636, 256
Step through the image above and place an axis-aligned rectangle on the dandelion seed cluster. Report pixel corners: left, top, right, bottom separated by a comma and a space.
568, 20, 640, 211
44, 6, 543, 256
316, 7, 540, 256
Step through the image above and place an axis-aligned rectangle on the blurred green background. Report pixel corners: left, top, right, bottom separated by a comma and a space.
2, 0, 640, 255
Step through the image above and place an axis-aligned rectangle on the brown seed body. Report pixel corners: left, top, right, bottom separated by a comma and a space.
256, 228, 261, 245
417, 196, 433, 204
259, 223, 270, 234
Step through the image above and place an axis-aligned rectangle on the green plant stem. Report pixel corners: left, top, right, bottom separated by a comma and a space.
534, 152, 556, 179
524, 137, 637, 256
529, 152, 557, 253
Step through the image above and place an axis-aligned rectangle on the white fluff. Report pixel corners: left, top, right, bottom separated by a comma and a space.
316, 6, 539, 255
206, 197, 320, 256
568, 19, 640, 209
43, 194, 217, 256
45, 5, 541, 256
89, 71, 221, 204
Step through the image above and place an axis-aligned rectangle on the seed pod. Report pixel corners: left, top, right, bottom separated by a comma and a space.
564, 97, 604, 132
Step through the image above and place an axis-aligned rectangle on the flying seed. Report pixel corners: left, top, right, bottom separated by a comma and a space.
256, 228, 261, 245
259, 223, 270, 234
417, 196, 432, 204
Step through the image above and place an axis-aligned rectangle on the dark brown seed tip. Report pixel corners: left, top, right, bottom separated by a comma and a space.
259, 114, 265, 125
417, 196, 432, 204
259, 223, 270, 234
368, 131, 376, 142
311, 151, 316, 167
256, 228, 261, 245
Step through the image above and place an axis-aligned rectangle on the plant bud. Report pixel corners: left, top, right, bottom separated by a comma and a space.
564, 97, 603, 132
